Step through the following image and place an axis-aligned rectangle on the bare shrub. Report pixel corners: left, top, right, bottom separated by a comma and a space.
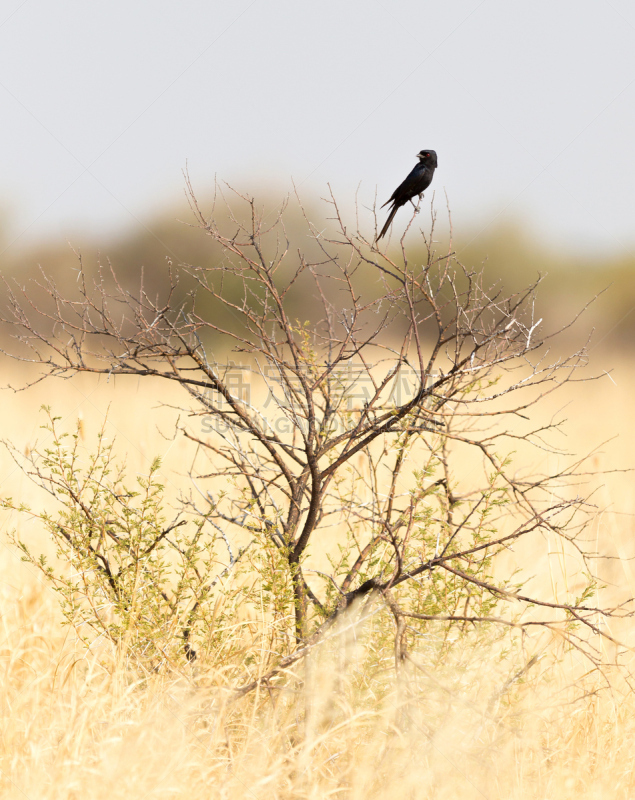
0, 183, 629, 694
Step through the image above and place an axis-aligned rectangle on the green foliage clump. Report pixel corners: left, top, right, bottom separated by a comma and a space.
2, 408, 247, 670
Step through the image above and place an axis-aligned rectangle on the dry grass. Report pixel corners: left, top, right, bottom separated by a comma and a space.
1, 352, 635, 799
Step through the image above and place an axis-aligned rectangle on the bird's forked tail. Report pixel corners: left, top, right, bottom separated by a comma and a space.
376, 203, 399, 241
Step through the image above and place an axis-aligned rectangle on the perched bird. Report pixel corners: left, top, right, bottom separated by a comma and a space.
377, 149, 438, 241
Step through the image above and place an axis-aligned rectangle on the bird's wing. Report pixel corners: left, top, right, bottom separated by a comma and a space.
382, 164, 424, 208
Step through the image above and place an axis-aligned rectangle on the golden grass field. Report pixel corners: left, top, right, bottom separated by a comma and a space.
1, 348, 635, 800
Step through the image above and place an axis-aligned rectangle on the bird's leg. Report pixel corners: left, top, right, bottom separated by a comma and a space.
410, 193, 424, 214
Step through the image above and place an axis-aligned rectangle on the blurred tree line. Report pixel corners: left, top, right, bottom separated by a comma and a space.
0, 194, 632, 352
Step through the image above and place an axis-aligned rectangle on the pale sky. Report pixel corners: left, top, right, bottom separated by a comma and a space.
0, 0, 634, 253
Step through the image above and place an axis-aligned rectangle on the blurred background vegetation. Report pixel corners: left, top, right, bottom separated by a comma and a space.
0, 193, 632, 355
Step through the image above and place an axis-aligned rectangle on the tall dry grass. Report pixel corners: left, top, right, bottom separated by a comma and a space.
1, 352, 634, 799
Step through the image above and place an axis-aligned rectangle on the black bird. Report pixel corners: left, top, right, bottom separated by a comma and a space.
377, 149, 438, 241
